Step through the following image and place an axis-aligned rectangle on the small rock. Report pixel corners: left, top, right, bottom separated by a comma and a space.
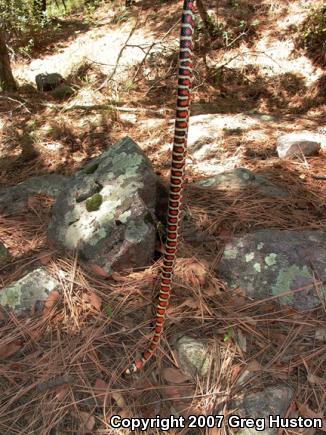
51, 84, 75, 99
196, 168, 288, 198
0, 268, 59, 315
35, 73, 64, 92
175, 336, 211, 377
276, 132, 324, 159
0, 242, 10, 265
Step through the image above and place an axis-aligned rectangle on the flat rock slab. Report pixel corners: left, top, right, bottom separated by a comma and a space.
218, 230, 326, 311
276, 131, 325, 159
0, 174, 68, 216
48, 136, 157, 275
196, 168, 288, 198
234, 386, 293, 435
0, 268, 59, 315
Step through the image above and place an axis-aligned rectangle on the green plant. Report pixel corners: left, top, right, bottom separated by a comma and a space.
298, 2, 326, 63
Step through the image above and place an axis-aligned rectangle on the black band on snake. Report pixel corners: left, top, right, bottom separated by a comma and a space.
125, 0, 195, 375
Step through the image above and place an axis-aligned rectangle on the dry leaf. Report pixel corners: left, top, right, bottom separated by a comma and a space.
88, 291, 102, 311
178, 298, 199, 310
246, 360, 262, 372
189, 261, 207, 286
38, 251, 53, 265
307, 374, 326, 385
162, 367, 191, 384
231, 364, 242, 382
89, 264, 110, 278
44, 290, 60, 314
163, 385, 182, 401
27, 195, 39, 210
112, 391, 126, 408
94, 378, 110, 406
236, 329, 247, 352
0, 309, 6, 321
55, 385, 69, 401
80, 411, 96, 431
0, 341, 21, 359
110, 272, 128, 282
296, 402, 326, 432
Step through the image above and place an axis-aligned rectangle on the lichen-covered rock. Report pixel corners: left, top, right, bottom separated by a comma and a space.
276, 131, 324, 159
0, 268, 59, 314
35, 73, 64, 92
48, 136, 158, 275
218, 230, 326, 311
196, 168, 288, 198
175, 336, 211, 377
233, 385, 293, 435
0, 174, 68, 216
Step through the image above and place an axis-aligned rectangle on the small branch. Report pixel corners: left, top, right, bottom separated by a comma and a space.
62, 103, 166, 116
96, 14, 142, 90
132, 20, 179, 82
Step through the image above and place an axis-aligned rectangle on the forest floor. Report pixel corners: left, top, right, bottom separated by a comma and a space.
0, 0, 326, 433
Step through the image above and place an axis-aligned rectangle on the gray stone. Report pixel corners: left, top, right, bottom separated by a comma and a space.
276, 132, 324, 159
0, 242, 10, 265
196, 168, 288, 198
234, 386, 293, 435
35, 73, 64, 92
175, 336, 211, 377
48, 136, 158, 275
51, 84, 75, 99
218, 230, 326, 311
0, 174, 68, 216
0, 268, 59, 314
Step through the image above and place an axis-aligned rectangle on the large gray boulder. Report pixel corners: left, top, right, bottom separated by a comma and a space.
218, 230, 326, 311
276, 131, 325, 159
0, 174, 68, 216
48, 136, 158, 275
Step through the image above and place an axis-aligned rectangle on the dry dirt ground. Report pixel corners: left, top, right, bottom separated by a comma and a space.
0, 0, 325, 433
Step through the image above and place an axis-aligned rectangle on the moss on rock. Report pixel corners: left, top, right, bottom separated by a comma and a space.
86, 193, 103, 212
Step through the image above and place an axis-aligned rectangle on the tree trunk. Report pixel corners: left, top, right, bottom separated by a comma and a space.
0, 29, 17, 92
196, 0, 216, 39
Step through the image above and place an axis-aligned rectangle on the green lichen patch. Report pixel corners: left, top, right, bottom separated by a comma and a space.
271, 264, 312, 304
253, 262, 261, 272
245, 252, 255, 262
265, 253, 277, 266
223, 247, 238, 259
86, 193, 103, 212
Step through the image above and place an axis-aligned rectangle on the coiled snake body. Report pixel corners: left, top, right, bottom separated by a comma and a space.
126, 0, 195, 375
